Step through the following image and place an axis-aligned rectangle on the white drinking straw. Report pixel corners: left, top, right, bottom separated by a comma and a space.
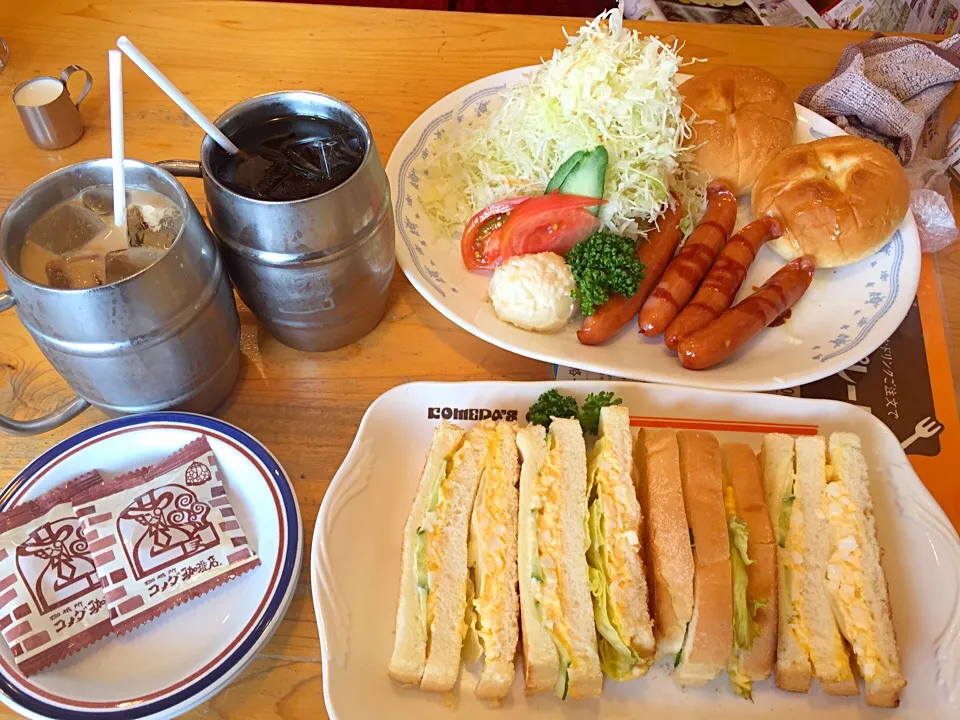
108, 49, 126, 231
116, 36, 240, 155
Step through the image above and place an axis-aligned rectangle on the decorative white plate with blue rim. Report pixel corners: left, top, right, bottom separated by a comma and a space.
387, 68, 922, 392
0, 413, 301, 720
313, 381, 960, 718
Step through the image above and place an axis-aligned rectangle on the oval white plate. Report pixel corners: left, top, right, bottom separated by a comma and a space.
387, 67, 921, 391
0, 412, 302, 720
313, 381, 959, 718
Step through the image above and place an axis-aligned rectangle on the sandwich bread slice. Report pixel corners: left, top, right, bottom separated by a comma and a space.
389, 422, 466, 686
824, 432, 905, 707
585, 406, 655, 680
722, 443, 778, 699
673, 431, 733, 686
760, 433, 812, 692
517, 418, 603, 699
634, 428, 695, 657
466, 420, 521, 702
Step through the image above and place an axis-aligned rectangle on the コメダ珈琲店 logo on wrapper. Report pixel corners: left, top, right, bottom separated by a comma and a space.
0, 473, 113, 676
72, 436, 260, 636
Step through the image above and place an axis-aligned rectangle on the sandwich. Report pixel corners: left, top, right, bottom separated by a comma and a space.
633, 427, 694, 657
585, 406, 655, 680
517, 418, 602, 699
388, 421, 489, 692
823, 432, 905, 707
768, 434, 860, 696
465, 420, 521, 702
389, 421, 466, 687
721, 443, 778, 699
673, 431, 733, 686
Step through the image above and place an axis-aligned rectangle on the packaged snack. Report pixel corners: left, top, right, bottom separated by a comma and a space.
0, 473, 113, 675
73, 436, 259, 636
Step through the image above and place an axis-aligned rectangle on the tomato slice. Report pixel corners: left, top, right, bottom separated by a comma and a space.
499, 194, 605, 260
460, 197, 531, 270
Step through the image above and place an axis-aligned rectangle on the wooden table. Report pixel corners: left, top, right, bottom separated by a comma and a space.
0, 2, 957, 717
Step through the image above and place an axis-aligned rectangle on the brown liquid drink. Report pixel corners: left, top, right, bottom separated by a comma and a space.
210, 115, 365, 201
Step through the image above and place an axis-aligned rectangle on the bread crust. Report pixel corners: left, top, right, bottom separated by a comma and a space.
634, 428, 694, 656
682, 65, 797, 196
752, 135, 910, 268
675, 431, 732, 684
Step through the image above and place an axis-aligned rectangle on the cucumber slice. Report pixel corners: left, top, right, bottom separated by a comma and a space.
545, 150, 587, 194
529, 510, 544, 583
559, 146, 608, 215
554, 652, 571, 699
415, 530, 428, 634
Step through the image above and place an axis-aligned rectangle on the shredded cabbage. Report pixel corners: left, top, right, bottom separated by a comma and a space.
421, 9, 704, 240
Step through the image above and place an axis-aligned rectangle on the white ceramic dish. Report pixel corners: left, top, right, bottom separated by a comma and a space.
0, 412, 302, 720
313, 381, 959, 719
387, 68, 921, 391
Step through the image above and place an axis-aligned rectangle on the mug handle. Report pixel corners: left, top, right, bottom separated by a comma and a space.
60, 65, 93, 109
155, 159, 203, 178
0, 291, 90, 436
0, 39, 9, 71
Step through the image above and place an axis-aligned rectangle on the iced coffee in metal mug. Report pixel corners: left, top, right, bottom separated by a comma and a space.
0, 159, 241, 436
166, 91, 395, 352
13, 65, 92, 150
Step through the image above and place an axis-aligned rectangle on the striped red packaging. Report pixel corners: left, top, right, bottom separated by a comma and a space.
72, 436, 260, 636
0, 473, 113, 675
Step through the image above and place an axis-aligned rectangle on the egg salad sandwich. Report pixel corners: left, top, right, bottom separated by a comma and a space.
673, 431, 733, 686
823, 432, 905, 707
634, 428, 695, 657
721, 443, 777, 700
762, 434, 859, 697
389, 421, 487, 692
464, 420, 521, 702
517, 419, 603, 700
585, 406, 655, 680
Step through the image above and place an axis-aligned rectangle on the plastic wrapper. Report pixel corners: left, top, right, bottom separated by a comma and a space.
73, 437, 259, 636
907, 153, 959, 254
0, 473, 113, 675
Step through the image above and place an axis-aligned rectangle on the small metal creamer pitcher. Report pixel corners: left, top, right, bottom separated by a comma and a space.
168, 91, 395, 352
0, 159, 241, 435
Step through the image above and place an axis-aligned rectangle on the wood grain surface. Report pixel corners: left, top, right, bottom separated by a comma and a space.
0, 2, 957, 717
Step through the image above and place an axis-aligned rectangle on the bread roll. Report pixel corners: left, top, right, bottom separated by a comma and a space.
682, 66, 797, 197
752, 135, 910, 268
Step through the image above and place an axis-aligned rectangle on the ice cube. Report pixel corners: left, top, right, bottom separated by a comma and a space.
80, 186, 132, 216
126, 204, 183, 250
25, 202, 106, 256
104, 246, 166, 283
45, 252, 105, 289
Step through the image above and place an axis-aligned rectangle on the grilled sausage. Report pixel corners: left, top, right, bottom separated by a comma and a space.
677, 255, 816, 370
638, 181, 737, 336
577, 200, 684, 345
664, 215, 783, 350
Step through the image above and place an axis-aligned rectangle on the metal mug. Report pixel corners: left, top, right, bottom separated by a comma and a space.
185, 91, 395, 352
0, 39, 9, 73
13, 65, 92, 150
0, 159, 242, 436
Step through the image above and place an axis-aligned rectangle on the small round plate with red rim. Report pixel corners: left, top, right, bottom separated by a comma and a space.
0, 412, 301, 720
